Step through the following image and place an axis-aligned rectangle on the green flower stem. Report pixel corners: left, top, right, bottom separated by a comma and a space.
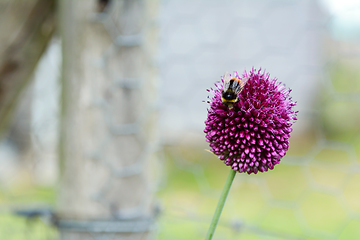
205, 168, 236, 240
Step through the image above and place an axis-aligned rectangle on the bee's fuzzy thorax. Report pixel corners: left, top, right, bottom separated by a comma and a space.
204, 68, 297, 174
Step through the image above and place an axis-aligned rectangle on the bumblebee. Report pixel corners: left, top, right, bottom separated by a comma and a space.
221, 72, 249, 109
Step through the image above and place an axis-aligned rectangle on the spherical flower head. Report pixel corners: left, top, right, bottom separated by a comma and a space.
204, 68, 297, 174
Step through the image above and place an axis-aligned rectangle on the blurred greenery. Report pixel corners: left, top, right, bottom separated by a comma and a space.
1, 142, 360, 239
156, 140, 360, 240
0, 186, 57, 239
321, 62, 360, 142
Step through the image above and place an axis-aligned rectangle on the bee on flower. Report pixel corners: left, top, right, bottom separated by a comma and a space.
221, 72, 249, 109
204, 68, 297, 174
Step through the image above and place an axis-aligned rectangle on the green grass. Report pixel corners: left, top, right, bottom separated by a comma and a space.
0, 214, 57, 240
0, 186, 57, 240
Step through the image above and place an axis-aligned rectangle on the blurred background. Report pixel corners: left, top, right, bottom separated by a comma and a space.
0, 0, 360, 239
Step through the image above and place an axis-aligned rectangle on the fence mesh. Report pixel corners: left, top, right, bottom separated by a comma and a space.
0, 0, 360, 239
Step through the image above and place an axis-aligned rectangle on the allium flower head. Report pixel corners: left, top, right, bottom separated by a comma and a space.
204, 68, 297, 174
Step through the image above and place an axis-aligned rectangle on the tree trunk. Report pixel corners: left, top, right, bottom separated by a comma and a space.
58, 0, 159, 239
0, 0, 56, 134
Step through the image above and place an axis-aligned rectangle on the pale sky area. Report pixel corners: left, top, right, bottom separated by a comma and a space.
322, 0, 360, 40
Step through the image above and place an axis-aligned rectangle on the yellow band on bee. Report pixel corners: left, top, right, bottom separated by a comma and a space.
221, 97, 237, 103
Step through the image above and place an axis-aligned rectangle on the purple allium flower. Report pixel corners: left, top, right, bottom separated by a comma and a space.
204, 68, 297, 174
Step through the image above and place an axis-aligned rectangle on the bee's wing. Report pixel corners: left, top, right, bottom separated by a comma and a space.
233, 77, 250, 94
223, 72, 232, 91
240, 77, 250, 89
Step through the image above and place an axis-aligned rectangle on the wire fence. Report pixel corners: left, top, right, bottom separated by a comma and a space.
0, 0, 360, 239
